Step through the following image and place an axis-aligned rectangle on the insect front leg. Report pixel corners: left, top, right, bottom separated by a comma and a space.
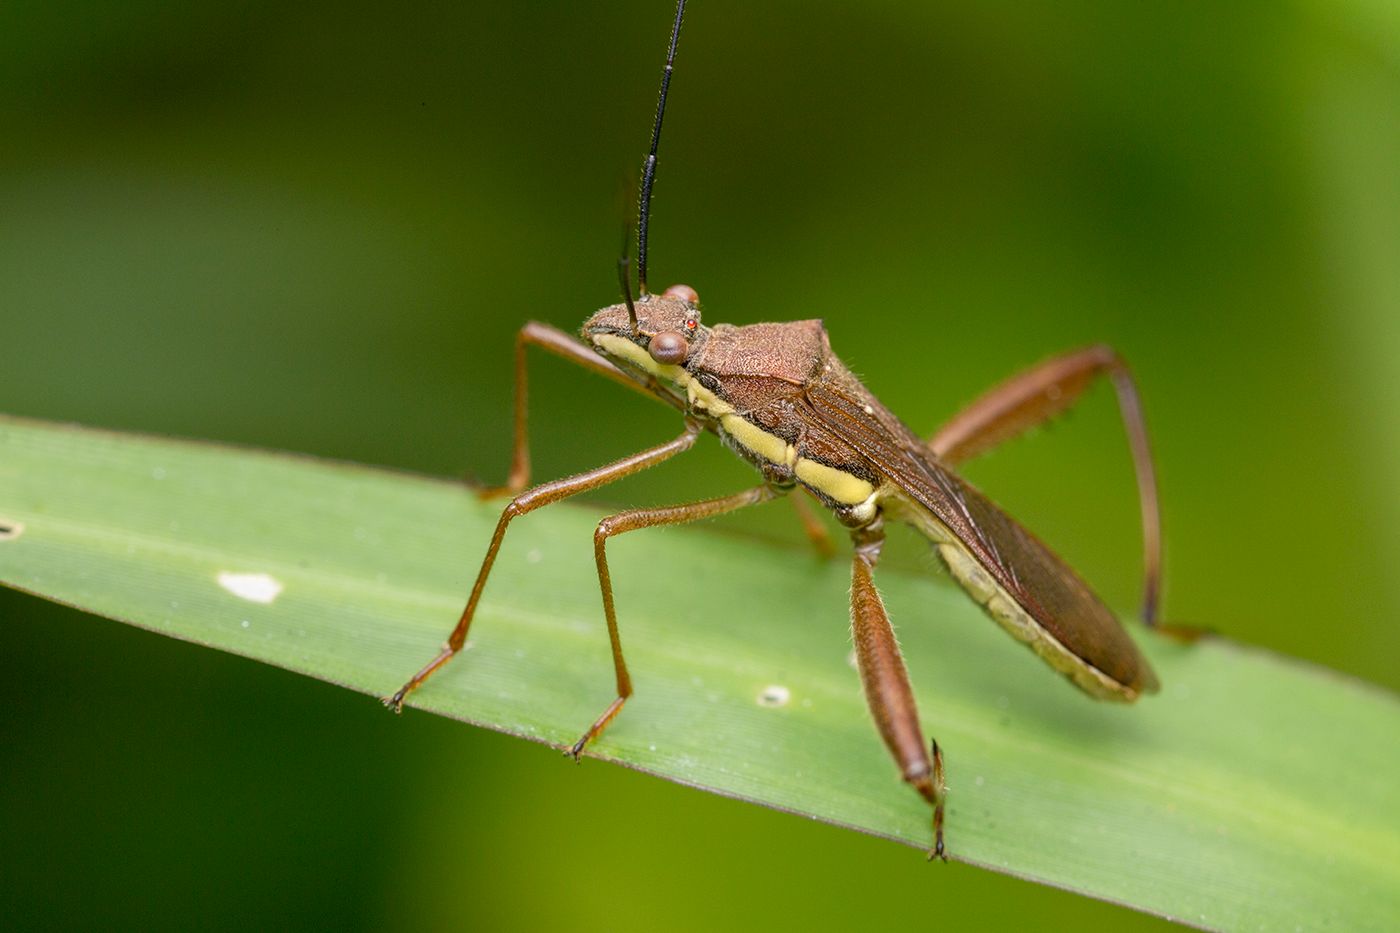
850, 526, 947, 859
478, 321, 685, 499
928, 345, 1163, 625
570, 484, 781, 759
384, 420, 702, 712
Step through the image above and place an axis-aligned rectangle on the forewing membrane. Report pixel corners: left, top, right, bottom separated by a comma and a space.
801, 381, 1158, 698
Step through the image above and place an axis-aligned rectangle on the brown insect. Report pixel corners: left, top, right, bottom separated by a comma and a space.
384, 0, 1163, 859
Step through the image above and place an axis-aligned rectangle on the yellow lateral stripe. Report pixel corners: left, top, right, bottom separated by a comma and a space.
594, 332, 873, 511
686, 379, 733, 415
593, 334, 685, 383
794, 458, 874, 505
720, 414, 791, 465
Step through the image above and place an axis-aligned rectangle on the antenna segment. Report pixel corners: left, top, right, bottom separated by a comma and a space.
636, 0, 686, 296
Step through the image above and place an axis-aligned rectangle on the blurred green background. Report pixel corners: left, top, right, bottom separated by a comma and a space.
3, 1, 1397, 930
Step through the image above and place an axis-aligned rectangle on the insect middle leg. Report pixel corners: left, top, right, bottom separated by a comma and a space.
570, 484, 781, 758
478, 321, 685, 499
928, 345, 1162, 625
788, 489, 836, 558
384, 419, 702, 712
850, 526, 947, 859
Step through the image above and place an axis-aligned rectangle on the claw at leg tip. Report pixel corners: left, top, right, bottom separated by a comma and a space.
927, 835, 947, 862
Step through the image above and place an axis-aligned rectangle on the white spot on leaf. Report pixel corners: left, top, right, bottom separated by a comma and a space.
757, 684, 790, 708
0, 519, 24, 541
218, 571, 284, 604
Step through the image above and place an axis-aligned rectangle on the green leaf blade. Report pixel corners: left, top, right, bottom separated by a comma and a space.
2, 415, 1397, 930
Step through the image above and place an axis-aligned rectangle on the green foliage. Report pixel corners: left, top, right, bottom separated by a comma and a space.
2, 415, 1396, 930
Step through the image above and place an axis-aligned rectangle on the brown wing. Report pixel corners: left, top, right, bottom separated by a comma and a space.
801, 378, 1158, 699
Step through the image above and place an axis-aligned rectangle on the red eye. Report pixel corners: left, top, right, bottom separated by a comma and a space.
684, 318, 698, 333
663, 284, 699, 305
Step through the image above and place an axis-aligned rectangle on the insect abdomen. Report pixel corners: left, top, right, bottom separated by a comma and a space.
892, 496, 1144, 702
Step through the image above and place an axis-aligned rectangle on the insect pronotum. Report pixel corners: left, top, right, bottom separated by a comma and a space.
385, 0, 1164, 859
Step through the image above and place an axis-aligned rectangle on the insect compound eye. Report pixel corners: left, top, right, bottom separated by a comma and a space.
647, 330, 688, 366
662, 284, 699, 305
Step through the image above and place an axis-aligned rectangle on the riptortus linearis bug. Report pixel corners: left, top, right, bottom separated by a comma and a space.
385, 1, 1164, 859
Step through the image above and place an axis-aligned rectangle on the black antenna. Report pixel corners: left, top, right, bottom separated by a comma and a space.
636, 0, 686, 296
616, 222, 638, 332
618, 256, 638, 332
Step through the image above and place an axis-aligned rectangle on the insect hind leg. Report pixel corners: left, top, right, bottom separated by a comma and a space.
928, 345, 1162, 626
850, 527, 947, 859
